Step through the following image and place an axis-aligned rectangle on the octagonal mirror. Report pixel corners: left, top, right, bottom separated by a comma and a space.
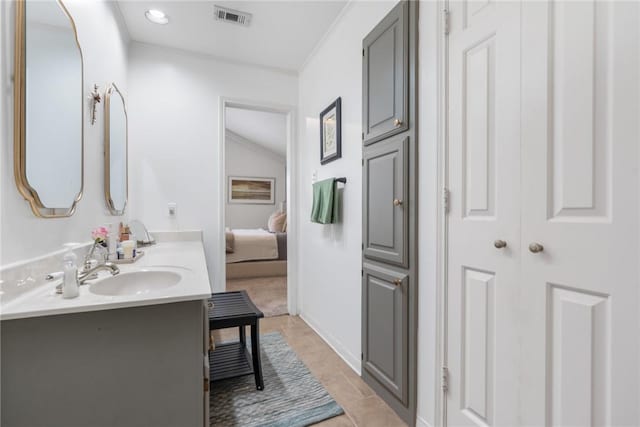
104, 83, 128, 215
14, 0, 84, 217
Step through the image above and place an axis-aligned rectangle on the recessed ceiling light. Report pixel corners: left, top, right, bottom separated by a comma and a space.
145, 9, 169, 25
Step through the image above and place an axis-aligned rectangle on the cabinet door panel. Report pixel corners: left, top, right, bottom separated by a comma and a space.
362, 263, 408, 404
363, 135, 408, 267
363, 0, 408, 145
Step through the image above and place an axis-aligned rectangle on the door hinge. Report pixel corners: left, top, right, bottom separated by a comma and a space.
443, 9, 450, 36
362, 48, 365, 57
443, 187, 450, 214
361, 352, 364, 361
362, 158, 364, 166
441, 366, 449, 393
204, 378, 210, 392
362, 132, 364, 140
361, 269, 364, 277
361, 243, 364, 251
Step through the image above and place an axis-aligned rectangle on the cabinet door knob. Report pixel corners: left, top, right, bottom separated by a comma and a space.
393, 198, 403, 206
393, 279, 403, 286
394, 118, 403, 127
494, 240, 507, 249
529, 243, 544, 253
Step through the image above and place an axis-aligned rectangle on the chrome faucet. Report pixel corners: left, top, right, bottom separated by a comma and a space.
47, 262, 119, 294
82, 241, 107, 275
78, 262, 120, 285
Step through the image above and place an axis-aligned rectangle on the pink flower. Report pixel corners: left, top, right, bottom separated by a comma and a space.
91, 226, 109, 242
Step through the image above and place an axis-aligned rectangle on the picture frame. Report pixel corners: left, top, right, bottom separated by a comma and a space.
228, 176, 275, 205
320, 97, 341, 165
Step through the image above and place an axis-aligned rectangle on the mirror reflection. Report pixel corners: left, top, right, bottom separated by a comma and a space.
105, 83, 128, 214
16, 0, 84, 216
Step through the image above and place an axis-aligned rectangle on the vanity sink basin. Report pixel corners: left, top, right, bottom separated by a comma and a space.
89, 270, 182, 296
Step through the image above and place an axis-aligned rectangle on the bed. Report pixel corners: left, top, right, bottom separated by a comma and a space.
225, 228, 287, 279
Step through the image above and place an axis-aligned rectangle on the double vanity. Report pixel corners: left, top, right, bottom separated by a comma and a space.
5, 2, 209, 425
1, 232, 212, 427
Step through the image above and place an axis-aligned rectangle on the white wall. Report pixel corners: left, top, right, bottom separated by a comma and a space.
296, 0, 395, 382
127, 42, 297, 291
225, 131, 286, 229
0, 0, 129, 265
297, 2, 441, 426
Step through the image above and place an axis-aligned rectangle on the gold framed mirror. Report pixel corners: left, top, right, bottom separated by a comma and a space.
104, 83, 128, 215
14, 0, 84, 218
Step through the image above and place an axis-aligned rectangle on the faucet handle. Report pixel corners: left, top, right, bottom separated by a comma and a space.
46, 271, 64, 281
81, 259, 98, 273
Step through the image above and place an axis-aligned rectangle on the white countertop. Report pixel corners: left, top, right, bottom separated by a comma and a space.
1, 240, 212, 321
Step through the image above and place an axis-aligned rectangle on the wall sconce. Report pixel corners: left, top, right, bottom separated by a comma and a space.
89, 84, 101, 125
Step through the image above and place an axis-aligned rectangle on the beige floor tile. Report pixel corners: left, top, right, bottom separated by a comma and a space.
341, 369, 375, 398
313, 414, 356, 426
340, 395, 406, 427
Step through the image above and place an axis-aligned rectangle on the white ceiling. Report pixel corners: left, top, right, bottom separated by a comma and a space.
225, 107, 287, 156
116, 0, 347, 73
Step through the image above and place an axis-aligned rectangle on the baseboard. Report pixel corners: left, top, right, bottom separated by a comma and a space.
299, 312, 361, 375
416, 415, 433, 427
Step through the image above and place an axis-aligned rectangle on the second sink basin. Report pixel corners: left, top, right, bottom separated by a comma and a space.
89, 269, 182, 296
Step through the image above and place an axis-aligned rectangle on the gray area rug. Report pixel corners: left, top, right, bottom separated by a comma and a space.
210, 332, 344, 426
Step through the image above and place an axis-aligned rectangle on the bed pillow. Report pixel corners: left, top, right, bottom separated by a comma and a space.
268, 211, 287, 233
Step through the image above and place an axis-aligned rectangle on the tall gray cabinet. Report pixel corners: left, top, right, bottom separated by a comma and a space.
361, 1, 417, 425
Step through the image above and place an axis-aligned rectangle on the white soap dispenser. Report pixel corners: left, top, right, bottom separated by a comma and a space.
106, 223, 118, 261
62, 245, 79, 299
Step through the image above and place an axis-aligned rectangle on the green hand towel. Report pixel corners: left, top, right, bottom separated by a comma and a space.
311, 178, 340, 224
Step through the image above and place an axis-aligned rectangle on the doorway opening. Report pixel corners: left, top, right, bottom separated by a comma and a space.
219, 99, 297, 317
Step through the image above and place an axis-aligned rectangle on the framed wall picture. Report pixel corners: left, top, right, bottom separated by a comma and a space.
320, 97, 341, 164
228, 177, 275, 204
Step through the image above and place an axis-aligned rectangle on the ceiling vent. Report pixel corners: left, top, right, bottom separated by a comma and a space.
214, 5, 252, 27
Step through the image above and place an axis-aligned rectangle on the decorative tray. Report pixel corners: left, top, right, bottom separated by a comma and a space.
112, 251, 145, 264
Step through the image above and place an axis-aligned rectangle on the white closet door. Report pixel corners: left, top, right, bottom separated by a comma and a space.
521, 1, 640, 426
445, 1, 521, 426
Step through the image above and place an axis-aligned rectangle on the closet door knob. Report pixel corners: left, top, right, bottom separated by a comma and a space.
529, 243, 544, 253
494, 240, 507, 249
394, 118, 403, 127
393, 199, 403, 206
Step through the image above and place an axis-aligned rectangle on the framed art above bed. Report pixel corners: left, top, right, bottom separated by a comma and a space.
228, 176, 275, 204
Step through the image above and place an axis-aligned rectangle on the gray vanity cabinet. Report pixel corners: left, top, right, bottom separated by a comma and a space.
1, 301, 208, 427
363, 135, 408, 267
362, 0, 408, 145
362, 263, 408, 405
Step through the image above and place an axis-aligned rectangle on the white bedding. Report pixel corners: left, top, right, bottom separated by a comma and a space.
226, 228, 279, 264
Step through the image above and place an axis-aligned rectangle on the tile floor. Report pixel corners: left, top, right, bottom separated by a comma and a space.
213, 315, 407, 427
